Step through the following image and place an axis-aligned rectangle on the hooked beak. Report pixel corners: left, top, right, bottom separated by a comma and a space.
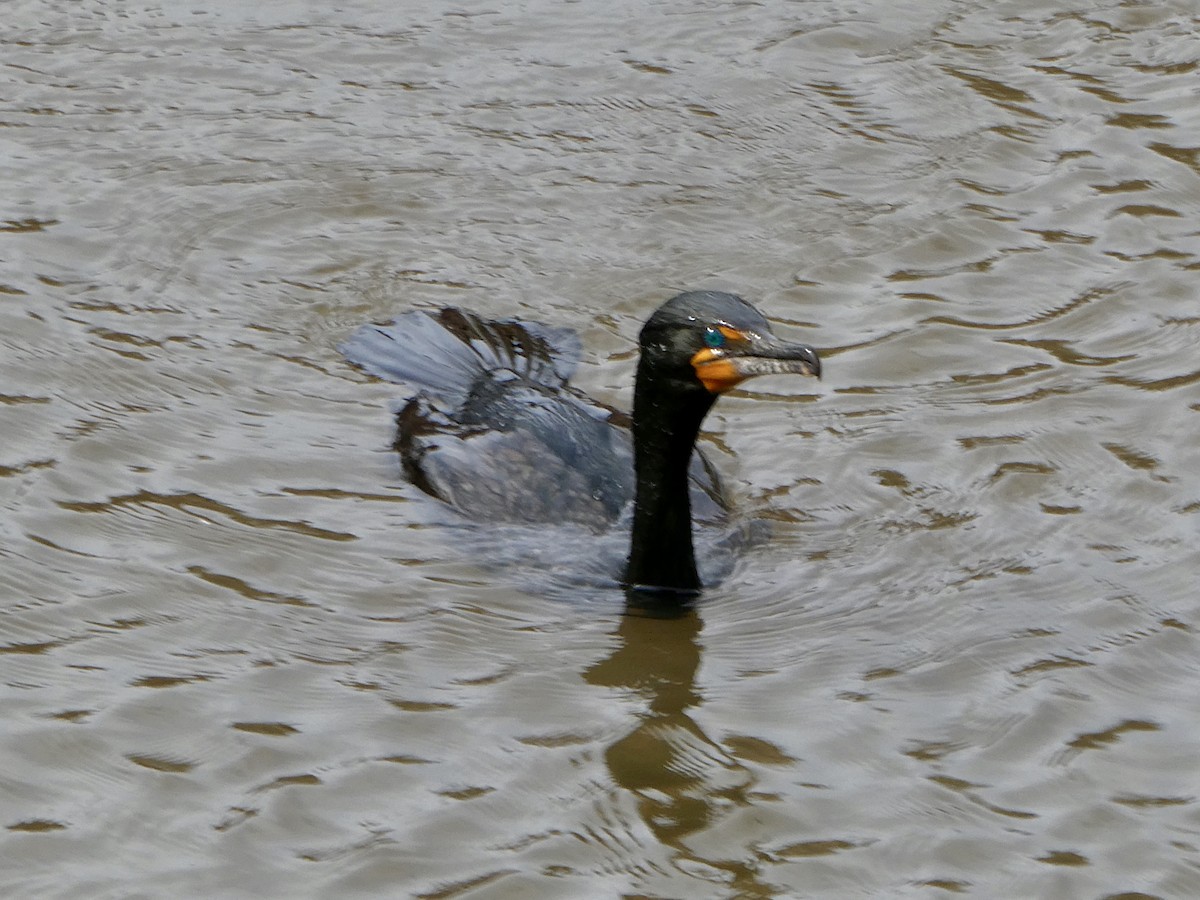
691, 336, 821, 394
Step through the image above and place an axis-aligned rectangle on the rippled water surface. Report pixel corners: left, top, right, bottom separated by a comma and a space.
4, 1, 1200, 897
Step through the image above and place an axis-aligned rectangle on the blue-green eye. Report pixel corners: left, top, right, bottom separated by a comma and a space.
703, 326, 725, 349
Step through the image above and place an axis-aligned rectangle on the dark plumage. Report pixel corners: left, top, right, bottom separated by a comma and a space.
341, 291, 820, 595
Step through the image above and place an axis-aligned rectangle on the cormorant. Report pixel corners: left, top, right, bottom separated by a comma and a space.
341, 291, 820, 596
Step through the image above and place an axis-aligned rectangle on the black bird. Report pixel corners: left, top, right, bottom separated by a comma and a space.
341, 291, 820, 596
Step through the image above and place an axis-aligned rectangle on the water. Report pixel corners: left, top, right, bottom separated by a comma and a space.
3, 1, 1199, 896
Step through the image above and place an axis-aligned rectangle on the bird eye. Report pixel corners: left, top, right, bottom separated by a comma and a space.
703, 326, 725, 349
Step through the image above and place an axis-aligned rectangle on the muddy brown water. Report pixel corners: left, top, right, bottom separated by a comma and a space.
3, 1, 1199, 897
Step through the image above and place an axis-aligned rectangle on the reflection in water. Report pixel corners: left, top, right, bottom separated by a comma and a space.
586, 596, 766, 890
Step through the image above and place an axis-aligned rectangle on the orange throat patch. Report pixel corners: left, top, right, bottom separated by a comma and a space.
691, 348, 746, 394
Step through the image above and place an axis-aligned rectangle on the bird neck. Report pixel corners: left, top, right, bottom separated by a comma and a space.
624, 366, 715, 594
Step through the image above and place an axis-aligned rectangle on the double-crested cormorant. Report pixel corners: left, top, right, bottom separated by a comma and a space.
341, 291, 820, 595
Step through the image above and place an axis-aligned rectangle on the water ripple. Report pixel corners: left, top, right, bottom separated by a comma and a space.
4, 0, 1200, 897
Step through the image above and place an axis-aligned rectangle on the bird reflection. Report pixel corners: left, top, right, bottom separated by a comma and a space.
584, 595, 769, 886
